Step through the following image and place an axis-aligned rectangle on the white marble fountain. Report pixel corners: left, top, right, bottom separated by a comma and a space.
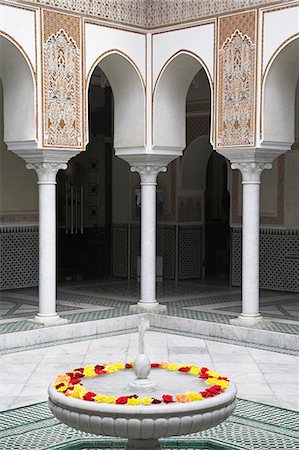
48, 319, 237, 449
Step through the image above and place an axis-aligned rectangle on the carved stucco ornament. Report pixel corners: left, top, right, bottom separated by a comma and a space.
43, 29, 81, 147
219, 30, 255, 147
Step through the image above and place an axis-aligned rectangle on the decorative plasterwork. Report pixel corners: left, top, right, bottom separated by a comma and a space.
13, 0, 282, 28
42, 11, 82, 148
217, 11, 257, 148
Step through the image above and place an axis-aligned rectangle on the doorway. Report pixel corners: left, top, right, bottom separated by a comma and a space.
57, 73, 113, 283
205, 151, 230, 279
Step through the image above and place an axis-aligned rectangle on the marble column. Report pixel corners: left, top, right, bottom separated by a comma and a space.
26, 162, 68, 324
231, 161, 272, 324
130, 164, 167, 312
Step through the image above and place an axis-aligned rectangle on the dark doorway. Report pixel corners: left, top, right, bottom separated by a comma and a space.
57, 73, 113, 283
205, 152, 230, 279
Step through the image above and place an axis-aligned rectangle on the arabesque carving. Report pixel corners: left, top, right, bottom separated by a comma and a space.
14, 0, 279, 27
218, 30, 255, 147
43, 29, 81, 147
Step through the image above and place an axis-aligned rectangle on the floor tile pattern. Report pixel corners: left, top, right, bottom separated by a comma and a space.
0, 399, 298, 450
1, 280, 299, 337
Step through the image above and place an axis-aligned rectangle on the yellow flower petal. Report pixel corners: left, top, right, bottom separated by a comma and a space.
186, 391, 203, 401
189, 366, 200, 375
207, 370, 220, 378
140, 397, 153, 405
83, 365, 96, 377
71, 384, 87, 399
127, 397, 140, 405
104, 396, 116, 404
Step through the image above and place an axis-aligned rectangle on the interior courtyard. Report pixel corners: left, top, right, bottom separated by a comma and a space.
0, 0, 298, 449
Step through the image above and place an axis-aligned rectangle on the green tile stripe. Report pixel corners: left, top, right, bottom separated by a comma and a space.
0, 328, 137, 356
0, 399, 298, 450
1, 324, 298, 358
166, 305, 299, 335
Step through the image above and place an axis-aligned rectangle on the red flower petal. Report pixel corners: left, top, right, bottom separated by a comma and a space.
152, 398, 162, 404
151, 363, 160, 368
125, 363, 133, 369
162, 395, 174, 403
95, 365, 105, 373
116, 396, 129, 404
83, 391, 96, 401
179, 367, 190, 372
70, 377, 81, 385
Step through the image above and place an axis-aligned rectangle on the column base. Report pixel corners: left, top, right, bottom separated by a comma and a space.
230, 314, 270, 327
130, 302, 167, 314
126, 438, 161, 449
28, 314, 68, 326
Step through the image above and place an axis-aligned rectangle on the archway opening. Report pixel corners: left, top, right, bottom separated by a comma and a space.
0, 36, 38, 294
205, 152, 230, 279
57, 51, 145, 285
263, 37, 299, 145
177, 68, 230, 283
57, 67, 113, 283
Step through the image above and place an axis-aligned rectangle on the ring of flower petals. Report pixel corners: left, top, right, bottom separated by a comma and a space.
53, 362, 230, 405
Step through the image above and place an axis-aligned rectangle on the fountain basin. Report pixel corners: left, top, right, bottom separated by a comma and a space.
48, 382, 237, 448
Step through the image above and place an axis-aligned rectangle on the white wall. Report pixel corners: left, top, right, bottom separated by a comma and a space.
0, 82, 37, 214
152, 23, 214, 86
0, 4, 36, 71
262, 5, 299, 73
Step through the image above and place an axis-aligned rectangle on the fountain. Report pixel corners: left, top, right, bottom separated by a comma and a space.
48, 319, 237, 449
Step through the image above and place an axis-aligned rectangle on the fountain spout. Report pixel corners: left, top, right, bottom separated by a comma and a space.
138, 317, 149, 354
130, 318, 156, 392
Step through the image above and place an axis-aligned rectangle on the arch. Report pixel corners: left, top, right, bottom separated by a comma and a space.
86, 50, 145, 150
262, 36, 299, 145
0, 33, 36, 142
181, 136, 213, 192
153, 50, 213, 149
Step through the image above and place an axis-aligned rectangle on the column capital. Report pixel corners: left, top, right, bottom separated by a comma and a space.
131, 164, 167, 184
26, 162, 67, 183
5, 141, 83, 183
231, 161, 272, 183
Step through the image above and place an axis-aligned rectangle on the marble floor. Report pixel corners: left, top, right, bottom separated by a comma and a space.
1, 330, 298, 412
1, 280, 298, 345
1, 279, 299, 318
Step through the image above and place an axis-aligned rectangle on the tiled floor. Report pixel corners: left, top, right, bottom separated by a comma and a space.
1, 330, 298, 411
1, 399, 298, 449
1, 279, 299, 336
1, 281, 298, 449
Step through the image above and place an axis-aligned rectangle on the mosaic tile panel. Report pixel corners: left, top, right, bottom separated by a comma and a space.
157, 224, 176, 279
232, 228, 299, 292
112, 224, 128, 278
178, 225, 202, 279
0, 226, 38, 290
0, 399, 298, 449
